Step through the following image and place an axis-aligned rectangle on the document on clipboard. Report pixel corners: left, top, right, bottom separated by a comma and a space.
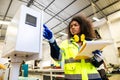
74, 40, 113, 60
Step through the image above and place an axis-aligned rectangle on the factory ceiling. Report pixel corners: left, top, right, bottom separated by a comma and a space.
0, 0, 120, 42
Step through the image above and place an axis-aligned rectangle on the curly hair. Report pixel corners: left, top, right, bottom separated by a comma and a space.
67, 14, 95, 39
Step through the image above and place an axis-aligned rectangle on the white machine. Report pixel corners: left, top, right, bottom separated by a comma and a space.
2, 5, 43, 80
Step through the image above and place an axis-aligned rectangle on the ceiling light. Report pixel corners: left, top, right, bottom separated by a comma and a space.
0, 20, 10, 25
59, 32, 67, 36
92, 17, 100, 21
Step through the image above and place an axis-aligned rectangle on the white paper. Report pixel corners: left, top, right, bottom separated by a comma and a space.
75, 40, 112, 60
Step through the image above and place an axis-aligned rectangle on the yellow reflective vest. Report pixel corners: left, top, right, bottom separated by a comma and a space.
60, 39, 101, 80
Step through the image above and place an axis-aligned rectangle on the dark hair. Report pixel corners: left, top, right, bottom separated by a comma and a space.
67, 14, 95, 39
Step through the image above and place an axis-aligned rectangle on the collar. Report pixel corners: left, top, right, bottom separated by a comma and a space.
69, 38, 80, 47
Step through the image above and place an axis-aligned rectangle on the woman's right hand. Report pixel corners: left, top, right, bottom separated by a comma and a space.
43, 24, 55, 43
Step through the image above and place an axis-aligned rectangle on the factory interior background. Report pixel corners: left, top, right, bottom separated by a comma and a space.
0, 0, 120, 80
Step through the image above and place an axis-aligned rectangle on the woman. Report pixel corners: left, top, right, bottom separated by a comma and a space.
43, 14, 102, 80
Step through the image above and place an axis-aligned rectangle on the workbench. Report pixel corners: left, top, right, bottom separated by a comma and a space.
29, 69, 64, 80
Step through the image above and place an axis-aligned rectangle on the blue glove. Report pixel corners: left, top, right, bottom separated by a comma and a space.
92, 50, 103, 62
91, 50, 103, 67
43, 24, 54, 43
92, 50, 102, 56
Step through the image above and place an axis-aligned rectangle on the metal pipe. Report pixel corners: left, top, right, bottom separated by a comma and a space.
34, 0, 66, 23
44, 0, 55, 11
3, 0, 13, 20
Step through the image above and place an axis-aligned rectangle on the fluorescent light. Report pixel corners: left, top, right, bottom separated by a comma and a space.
59, 32, 67, 36
0, 20, 10, 25
92, 17, 100, 21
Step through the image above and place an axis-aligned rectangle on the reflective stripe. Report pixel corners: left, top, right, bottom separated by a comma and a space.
85, 59, 91, 63
65, 58, 91, 63
65, 74, 82, 79
65, 73, 101, 79
88, 73, 101, 79
65, 58, 81, 63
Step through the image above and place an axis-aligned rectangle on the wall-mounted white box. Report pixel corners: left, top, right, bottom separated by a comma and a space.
2, 5, 43, 60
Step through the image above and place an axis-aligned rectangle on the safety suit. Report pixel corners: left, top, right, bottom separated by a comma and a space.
49, 38, 101, 80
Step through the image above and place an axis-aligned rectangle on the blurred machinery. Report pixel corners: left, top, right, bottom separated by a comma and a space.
109, 63, 120, 74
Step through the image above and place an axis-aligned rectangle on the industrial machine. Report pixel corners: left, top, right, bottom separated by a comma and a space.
2, 5, 43, 80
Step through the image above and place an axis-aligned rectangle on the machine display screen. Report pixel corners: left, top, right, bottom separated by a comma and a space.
25, 14, 37, 27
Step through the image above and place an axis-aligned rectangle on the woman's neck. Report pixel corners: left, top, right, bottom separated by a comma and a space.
77, 41, 83, 46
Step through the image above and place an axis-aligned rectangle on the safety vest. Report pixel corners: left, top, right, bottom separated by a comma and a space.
60, 39, 101, 80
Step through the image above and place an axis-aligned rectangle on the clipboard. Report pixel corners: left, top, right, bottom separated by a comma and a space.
74, 40, 112, 60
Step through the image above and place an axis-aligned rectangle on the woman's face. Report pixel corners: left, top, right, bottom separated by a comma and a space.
70, 21, 81, 35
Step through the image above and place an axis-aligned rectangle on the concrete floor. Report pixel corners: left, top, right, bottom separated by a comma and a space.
108, 74, 120, 80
